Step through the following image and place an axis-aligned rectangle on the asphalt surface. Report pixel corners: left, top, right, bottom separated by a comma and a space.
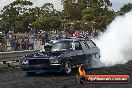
0, 60, 132, 88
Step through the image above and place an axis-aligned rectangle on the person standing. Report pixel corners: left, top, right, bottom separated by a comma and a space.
29, 35, 34, 50
0, 40, 5, 52
9, 32, 15, 51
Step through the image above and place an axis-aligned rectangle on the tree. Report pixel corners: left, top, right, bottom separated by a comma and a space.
31, 3, 62, 32
61, 0, 87, 20
41, 3, 55, 16
32, 16, 61, 31
61, 0, 114, 32
10, 0, 33, 15
86, 0, 112, 8
81, 0, 114, 32
0, 0, 33, 32
0, 0, 116, 33
29, 7, 41, 18
61, 0, 112, 21
120, 3, 132, 13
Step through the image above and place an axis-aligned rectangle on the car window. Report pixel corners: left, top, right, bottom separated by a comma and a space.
52, 41, 72, 51
85, 40, 96, 49
74, 41, 82, 50
80, 40, 89, 50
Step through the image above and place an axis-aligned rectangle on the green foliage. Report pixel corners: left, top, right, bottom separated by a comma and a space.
61, 0, 87, 20
81, 1, 114, 31
0, 0, 129, 33
120, 3, 132, 13
61, 0, 114, 32
0, 0, 33, 32
32, 16, 61, 31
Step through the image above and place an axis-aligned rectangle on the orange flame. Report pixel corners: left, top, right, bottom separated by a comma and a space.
78, 65, 86, 76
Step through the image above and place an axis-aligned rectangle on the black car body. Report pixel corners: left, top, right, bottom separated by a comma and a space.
20, 38, 100, 75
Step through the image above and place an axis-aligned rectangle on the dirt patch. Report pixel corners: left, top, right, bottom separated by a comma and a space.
0, 61, 131, 88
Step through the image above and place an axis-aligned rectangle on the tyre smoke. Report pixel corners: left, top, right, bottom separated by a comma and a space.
95, 11, 132, 66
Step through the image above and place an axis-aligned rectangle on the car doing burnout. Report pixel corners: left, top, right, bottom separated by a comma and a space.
20, 38, 100, 75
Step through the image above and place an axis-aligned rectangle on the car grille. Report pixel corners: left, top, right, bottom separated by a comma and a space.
29, 59, 49, 65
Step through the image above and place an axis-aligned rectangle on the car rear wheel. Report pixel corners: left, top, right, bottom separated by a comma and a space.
63, 61, 72, 75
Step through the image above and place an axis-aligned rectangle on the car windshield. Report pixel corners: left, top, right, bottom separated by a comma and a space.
52, 41, 72, 51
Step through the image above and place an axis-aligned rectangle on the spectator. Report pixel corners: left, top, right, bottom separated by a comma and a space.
29, 35, 34, 50
42, 32, 49, 44
0, 40, 5, 52
24, 37, 30, 50
21, 38, 26, 50
15, 37, 22, 51
72, 32, 79, 38
63, 33, 67, 38
9, 33, 15, 51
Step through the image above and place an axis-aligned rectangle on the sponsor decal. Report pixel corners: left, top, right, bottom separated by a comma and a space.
76, 65, 130, 84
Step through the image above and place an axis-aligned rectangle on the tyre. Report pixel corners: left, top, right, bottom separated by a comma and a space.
63, 61, 72, 75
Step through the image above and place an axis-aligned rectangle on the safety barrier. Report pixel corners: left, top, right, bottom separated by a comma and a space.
0, 50, 38, 65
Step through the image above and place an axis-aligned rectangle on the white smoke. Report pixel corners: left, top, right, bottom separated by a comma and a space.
95, 11, 132, 66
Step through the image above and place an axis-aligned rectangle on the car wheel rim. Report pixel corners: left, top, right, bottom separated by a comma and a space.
65, 62, 71, 74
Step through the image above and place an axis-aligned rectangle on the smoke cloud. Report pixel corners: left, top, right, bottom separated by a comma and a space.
95, 11, 132, 66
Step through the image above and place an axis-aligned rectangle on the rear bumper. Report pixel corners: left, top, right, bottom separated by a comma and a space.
21, 64, 63, 72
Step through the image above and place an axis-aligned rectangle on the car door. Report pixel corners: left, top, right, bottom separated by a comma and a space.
79, 40, 90, 65
85, 40, 100, 60
70, 41, 83, 67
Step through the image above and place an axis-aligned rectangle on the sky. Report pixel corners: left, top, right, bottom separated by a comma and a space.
0, 0, 132, 11
110, 0, 132, 11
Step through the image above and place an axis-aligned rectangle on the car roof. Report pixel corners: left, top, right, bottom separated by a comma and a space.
51, 37, 87, 43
